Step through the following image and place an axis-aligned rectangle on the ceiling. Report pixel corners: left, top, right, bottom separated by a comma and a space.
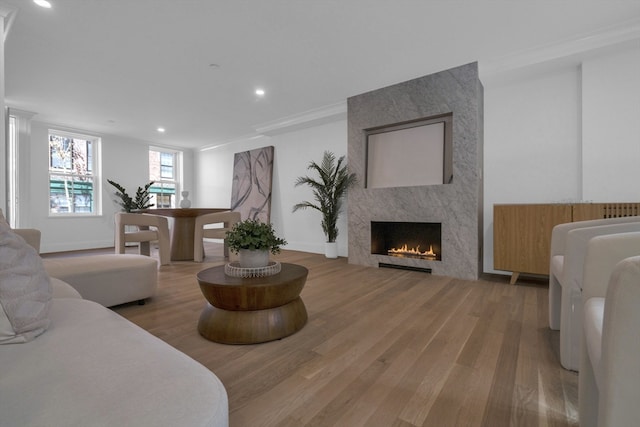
3, 0, 640, 150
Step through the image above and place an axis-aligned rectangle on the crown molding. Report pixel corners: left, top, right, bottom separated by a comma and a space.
0, 2, 18, 41
480, 18, 640, 80
254, 21, 640, 134
7, 107, 37, 119
200, 133, 269, 152
254, 101, 347, 136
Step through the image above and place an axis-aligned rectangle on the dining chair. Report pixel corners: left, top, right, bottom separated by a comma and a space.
114, 212, 170, 265
194, 211, 241, 262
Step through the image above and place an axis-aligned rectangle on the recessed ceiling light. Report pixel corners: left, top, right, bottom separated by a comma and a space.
34, 0, 52, 8
255, 88, 265, 96
157, 127, 165, 133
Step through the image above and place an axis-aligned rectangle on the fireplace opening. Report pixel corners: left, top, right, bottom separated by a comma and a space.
371, 221, 442, 261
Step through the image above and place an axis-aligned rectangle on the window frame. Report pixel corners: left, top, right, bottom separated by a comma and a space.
48, 129, 102, 217
149, 147, 182, 209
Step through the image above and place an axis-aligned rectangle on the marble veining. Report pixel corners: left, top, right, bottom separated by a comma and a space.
347, 63, 483, 280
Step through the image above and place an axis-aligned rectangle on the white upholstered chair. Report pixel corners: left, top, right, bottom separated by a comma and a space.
549, 217, 640, 331
115, 212, 170, 265
548, 219, 640, 370
579, 250, 640, 427
193, 211, 241, 262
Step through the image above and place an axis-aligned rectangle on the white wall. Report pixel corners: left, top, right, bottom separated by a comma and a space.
582, 48, 640, 201
195, 120, 348, 256
24, 121, 193, 253
483, 66, 581, 273
483, 44, 640, 274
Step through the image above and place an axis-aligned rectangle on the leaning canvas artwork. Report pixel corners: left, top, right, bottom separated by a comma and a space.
230, 146, 274, 222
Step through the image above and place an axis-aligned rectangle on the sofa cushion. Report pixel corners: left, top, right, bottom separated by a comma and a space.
0, 298, 229, 427
51, 278, 83, 299
0, 220, 52, 344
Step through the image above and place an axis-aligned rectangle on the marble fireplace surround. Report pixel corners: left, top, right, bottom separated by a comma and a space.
347, 62, 484, 280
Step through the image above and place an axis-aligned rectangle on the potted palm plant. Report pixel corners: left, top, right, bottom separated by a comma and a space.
292, 151, 357, 258
226, 219, 287, 268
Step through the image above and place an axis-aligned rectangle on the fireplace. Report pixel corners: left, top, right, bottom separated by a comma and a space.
348, 63, 483, 280
371, 221, 442, 261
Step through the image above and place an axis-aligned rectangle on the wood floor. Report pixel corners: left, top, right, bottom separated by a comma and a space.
47, 244, 578, 426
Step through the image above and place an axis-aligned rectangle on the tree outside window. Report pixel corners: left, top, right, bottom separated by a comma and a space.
49, 131, 100, 214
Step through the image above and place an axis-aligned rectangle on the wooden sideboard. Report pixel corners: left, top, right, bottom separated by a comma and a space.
493, 203, 640, 284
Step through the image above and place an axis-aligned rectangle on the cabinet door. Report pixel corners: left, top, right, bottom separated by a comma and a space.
493, 204, 572, 275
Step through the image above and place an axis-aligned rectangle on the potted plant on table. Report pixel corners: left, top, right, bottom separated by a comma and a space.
107, 179, 155, 212
226, 219, 287, 268
292, 151, 357, 258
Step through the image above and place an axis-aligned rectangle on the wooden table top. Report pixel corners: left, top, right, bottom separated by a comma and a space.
197, 263, 309, 311
141, 208, 230, 218
197, 263, 308, 287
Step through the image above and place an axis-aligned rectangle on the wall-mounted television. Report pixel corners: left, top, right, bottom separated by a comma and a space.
365, 113, 453, 189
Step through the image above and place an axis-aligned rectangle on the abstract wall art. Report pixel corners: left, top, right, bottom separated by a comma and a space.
230, 146, 274, 222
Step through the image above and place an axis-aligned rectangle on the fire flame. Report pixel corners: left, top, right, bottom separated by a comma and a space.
388, 244, 437, 259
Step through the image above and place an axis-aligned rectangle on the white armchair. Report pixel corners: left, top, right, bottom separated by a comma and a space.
548, 218, 640, 370
193, 211, 241, 262
579, 250, 640, 427
115, 212, 170, 266
549, 216, 640, 329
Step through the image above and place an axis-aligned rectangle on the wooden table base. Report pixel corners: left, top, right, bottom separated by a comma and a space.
198, 297, 307, 344
196, 263, 309, 344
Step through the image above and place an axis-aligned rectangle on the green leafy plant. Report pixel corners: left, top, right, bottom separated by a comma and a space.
107, 179, 155, 212
292, 151, 357, 243
225, 219, 287, 255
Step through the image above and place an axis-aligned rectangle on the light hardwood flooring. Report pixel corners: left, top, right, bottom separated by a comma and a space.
45, 244, 578, 427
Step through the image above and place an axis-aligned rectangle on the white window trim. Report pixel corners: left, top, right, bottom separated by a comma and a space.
7, 108, 36, 228
149, 146, 183, 208
48, 129, 102, 217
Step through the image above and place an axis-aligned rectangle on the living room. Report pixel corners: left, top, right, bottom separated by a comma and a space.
1, 1, 639, 426
0, 2, 638, 264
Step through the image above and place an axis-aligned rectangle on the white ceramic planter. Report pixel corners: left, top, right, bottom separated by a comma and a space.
238, 249, 270, 268
325, 242, 338, 259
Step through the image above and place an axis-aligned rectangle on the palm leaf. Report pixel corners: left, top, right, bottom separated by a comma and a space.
292, 151, 357, 242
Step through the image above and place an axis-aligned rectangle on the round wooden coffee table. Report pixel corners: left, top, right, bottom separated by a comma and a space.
196, 263, 308, 344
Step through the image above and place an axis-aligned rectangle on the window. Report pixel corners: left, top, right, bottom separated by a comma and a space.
48, 130, 101, 215
149, 148, 180, 208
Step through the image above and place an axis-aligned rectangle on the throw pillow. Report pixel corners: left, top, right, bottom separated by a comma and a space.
0, 220, 52, 344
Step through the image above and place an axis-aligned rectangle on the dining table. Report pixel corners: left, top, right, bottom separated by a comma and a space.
144, 208, 230, 261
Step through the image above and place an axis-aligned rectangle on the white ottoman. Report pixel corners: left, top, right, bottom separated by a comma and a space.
43, 254, 158, 307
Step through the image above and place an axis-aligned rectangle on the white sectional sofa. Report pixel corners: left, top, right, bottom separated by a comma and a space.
579, 252, 640, 427
0, 218, 229, 426
42, 254, 158, 307
548, 217, 640, 370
